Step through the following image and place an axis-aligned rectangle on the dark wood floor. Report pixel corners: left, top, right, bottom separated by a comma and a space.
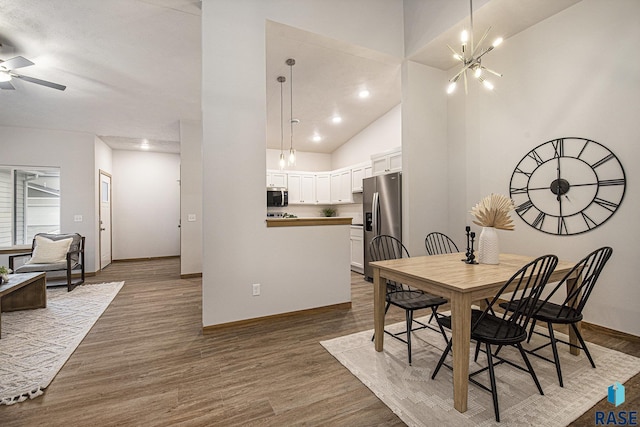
0, 258, 637, 426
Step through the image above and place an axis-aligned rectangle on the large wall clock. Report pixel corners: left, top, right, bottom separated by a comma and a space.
509, 137, 626, 235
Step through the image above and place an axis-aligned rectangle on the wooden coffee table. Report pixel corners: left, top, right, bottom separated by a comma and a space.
0, 272, 47, 338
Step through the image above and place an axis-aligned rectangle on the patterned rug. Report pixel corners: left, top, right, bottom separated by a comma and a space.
0, 282, 124, 405
321, 316, 640, 427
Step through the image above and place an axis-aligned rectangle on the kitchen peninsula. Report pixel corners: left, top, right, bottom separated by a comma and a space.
265, 217, 352, 227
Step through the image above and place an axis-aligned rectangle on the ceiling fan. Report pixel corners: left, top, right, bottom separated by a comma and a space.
0, 56, 66, 91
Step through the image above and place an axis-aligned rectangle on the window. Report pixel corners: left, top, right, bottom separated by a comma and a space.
0, 166, 60, 247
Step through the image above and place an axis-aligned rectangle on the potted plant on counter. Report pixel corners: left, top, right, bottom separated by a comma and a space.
321, 207, 336, 217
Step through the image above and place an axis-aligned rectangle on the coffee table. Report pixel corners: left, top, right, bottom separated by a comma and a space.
0, 272, 47, 338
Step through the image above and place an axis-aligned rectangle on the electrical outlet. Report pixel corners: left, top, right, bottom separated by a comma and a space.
187, 214, 196, 222
252, 283, 260, 296
74, 215, 83, 222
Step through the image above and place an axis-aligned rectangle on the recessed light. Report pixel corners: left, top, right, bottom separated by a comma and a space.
312, 134, 322, 142
332, 116, 342, 124
141, 139, 150, 150
358, 90, 370, 98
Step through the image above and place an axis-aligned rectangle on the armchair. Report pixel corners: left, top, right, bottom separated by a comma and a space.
9, 233, 85, 292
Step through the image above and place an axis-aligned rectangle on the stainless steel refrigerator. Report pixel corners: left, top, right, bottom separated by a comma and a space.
363, 172, 402, 280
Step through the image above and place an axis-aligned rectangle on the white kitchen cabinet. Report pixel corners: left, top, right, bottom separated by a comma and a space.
371, 147, 402, 176
315, 173, 331, 204
288, 173, 315, 204
364, 165, 373, 179
331, 169, 352, 204
350, 226, 364, 273
351, 162, 369, 193
266, 170, 287, 188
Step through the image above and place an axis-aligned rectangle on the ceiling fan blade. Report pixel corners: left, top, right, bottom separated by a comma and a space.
0, 56, 34, 70
0, 80, 16, 90
13, 74, 66, 91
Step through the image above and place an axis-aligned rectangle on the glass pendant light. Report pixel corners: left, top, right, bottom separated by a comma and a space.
277, 75, 286, 170
286, 58, 296, 166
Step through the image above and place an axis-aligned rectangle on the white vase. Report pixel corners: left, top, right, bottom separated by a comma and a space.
478, 227, 499, 265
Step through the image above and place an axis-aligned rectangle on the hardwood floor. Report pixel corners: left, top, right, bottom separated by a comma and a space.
0, 258, 637, 426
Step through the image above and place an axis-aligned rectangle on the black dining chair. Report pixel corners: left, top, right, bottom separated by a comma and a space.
369, 235, 449, 365
431, 254, 558, 422
424, 232, 459, 255
520, 246, 613, 387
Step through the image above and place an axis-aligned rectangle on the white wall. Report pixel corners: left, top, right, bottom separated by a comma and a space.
0, 126, 98, 272
201, 0, 403, 327
448, 0, 640, 335
111, 150, 180, 260
180, 120, 203, 276
266, 149, 331, 171
94, 137, 113, 269
331, 104, 402, 170
401, 61, 450, 256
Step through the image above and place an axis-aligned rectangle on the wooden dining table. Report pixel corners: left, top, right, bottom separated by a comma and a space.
371, 252, 576, 413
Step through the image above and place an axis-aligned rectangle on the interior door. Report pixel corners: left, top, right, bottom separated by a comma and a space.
99, 170, 112, 270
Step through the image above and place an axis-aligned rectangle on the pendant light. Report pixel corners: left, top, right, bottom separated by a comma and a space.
446, 0, 503, 95
286, 58, 297, 165
277, 75, 286, 170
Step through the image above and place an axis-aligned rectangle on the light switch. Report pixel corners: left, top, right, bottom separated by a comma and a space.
74, 215, 83, 222
187, 214, 197, 222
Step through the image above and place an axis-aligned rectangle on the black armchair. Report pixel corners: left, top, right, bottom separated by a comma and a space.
9, 233, 85, 292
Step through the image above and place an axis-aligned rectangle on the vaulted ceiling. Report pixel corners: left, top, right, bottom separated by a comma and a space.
0, 0, 580, 154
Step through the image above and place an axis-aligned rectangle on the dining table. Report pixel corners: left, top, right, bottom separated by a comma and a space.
371, 252, 577, 413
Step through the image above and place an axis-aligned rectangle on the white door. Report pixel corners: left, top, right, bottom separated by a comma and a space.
99, 171, 112, 270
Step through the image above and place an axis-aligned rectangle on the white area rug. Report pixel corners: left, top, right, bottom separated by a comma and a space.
321, 317, 640, 427
0, 282, 124, 405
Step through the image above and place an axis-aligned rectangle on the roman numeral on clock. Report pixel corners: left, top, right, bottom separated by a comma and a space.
552, 139, 564, 158
516, 200, 534, 215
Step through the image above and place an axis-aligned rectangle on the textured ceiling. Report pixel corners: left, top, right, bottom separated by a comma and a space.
0, 0, 581, 155
0, 0, 201, 154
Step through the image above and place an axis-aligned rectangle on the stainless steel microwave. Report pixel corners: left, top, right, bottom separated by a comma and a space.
267, 187, 288, 207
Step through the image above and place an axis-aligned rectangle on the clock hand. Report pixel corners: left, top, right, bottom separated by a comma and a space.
556, 156, 561, 202
557, 157, 563, 218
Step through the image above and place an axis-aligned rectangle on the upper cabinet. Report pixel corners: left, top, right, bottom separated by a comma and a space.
371, 147, 402, 176
331, 169, 353, 204
351, 162, 373, 193
266, 170, 287, 188
288, 173, 315, 204
315, 173, 331, 204
266, 156, 381, 205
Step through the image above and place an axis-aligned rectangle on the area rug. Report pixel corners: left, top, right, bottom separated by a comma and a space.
0, 281, 124, 405
321, 317, 640, 427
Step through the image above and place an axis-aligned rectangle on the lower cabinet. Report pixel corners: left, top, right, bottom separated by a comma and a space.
350, 226, 364, 273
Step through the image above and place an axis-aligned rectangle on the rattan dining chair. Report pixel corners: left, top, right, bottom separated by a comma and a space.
424, 232, 459, 255
518, 246, 613, 387
369, 235, 449, 365
432, 254, 559, 422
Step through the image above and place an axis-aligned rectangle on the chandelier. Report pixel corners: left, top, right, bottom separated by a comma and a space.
446, 0, 503, 95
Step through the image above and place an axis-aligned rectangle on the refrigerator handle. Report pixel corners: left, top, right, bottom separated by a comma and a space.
372, 192, 379, 236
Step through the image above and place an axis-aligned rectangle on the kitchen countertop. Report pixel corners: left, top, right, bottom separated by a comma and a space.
266, 217, 353, 228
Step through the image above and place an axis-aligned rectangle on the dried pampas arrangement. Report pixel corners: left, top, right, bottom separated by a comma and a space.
470, 193, 516, 230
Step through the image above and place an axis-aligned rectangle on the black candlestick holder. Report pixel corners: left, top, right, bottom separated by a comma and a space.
462, 226, 471, 262
465, 231, 478, 264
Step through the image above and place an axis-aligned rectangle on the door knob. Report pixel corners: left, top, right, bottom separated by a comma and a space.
100, 227, 106, 231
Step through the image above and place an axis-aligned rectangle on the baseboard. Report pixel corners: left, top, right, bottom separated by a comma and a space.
202, 301, 352, 334
582, 321, 640, 341
180, 272, 202, 279
112, 255, 180, 263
